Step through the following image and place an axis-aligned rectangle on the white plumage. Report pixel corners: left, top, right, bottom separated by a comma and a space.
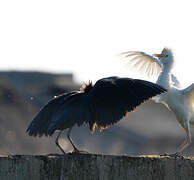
121, 48, 194, 153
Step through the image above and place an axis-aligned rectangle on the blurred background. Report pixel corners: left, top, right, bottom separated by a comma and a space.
0, 0, 194, 156
0, 71, 193, 156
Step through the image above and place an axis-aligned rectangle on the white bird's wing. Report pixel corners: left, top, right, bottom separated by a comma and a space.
171, 74, 181, 88
120, 51, 162, 78
120, 51, 181, 88
183, 83, 194, 107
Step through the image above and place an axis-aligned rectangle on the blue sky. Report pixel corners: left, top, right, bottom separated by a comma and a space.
0, 0, 193, 87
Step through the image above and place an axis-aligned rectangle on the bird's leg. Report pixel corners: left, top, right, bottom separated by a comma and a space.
67, 127, 79, 152
162, 122, 191, 158
67, 127, 89, 154
55, 130, 66, 154
177, 123, 191, 153
160, 122, 191, 158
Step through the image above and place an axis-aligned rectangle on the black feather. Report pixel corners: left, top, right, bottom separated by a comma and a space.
87, 77, 166, 132
26, 91, 79, 136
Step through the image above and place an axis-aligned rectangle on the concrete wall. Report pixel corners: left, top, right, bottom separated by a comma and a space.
0, 154, 194, 180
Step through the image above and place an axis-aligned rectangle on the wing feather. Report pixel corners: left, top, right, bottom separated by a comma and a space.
26, 91, 91, 136
46, 93, 91, 135
120, 51, 163, 78
130, 56, 144, 68
88, 77, 166, 132
26, 92, 76, 136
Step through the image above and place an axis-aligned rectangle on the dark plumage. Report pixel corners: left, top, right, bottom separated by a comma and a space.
26, 76, 166, 154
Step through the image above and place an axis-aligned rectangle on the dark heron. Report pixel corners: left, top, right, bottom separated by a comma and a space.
26, 76, 166, 154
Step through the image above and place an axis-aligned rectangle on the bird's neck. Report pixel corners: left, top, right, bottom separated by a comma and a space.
163, 64, 173, 74
157, 64, 173, 89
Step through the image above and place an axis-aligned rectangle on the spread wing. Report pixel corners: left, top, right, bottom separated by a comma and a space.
26, 91, 90, 136
46, 92, 92, 136
88, 77, 166, 132
27, 76, 166, 136
120, 51, 162, 77
120, 51, 181, 88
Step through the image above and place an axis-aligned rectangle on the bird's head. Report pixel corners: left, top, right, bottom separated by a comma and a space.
153, 48, 174, 67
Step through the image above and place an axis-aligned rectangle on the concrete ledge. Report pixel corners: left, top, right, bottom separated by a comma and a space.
0, 154, 194, 180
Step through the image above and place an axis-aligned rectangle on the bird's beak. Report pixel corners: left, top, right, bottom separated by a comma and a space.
153, 54, 164, 58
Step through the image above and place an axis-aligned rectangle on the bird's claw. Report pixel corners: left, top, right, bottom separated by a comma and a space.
72, 148, 89, 154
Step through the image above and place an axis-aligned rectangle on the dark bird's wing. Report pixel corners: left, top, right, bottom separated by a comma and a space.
46, 92, 91, 136
27, 76, 166, 137
26, 91, 86, 136
88, 76, 166, 132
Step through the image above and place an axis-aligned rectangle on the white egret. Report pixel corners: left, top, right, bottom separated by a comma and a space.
121, 48, 194, 154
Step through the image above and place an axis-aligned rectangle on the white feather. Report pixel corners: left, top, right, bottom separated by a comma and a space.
120, 51, 162, 79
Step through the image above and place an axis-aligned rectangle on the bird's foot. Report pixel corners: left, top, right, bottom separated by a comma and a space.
168, 152, 184, 158
72, 148, 89, 154
160, 152, 183, 158
159, 152, 169, 157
